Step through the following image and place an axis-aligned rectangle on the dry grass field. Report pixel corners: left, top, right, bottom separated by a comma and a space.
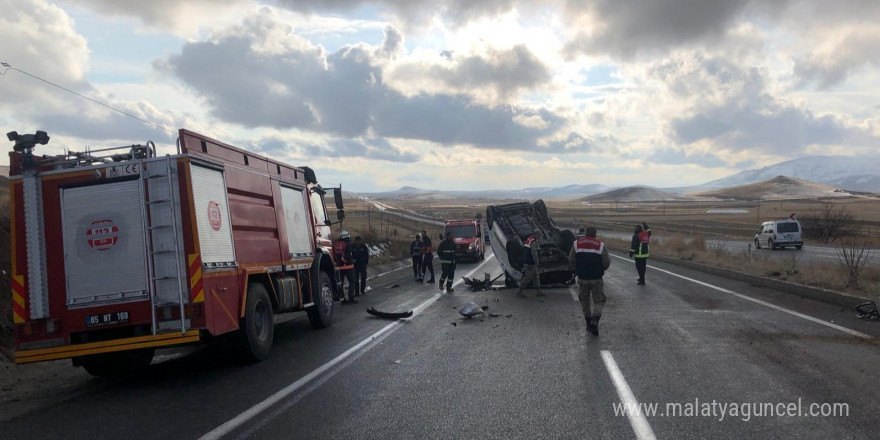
327, 198, 445, 264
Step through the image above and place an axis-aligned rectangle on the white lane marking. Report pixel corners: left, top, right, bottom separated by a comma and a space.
199, 254, 497, 440
601, 350, 657, 440
610, 254, 871, 339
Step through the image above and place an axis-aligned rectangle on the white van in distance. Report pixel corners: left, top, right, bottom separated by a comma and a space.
754, 215, 803, 250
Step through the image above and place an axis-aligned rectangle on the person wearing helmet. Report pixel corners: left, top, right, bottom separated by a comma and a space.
516, 229, 545, 297
436, 231, 457, 293
333, 230, 357, 304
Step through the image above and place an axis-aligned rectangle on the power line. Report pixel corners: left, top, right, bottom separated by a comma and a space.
0, 61, 176, 135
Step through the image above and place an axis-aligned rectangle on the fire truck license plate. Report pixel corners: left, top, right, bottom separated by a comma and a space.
86, 311, 130, 327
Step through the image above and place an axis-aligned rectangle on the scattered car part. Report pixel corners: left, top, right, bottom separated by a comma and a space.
459, 302, 489, 318
366, 306, 413, 319
856, 301, 879, 320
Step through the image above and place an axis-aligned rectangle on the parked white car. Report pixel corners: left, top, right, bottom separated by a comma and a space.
754, 219, 803, 250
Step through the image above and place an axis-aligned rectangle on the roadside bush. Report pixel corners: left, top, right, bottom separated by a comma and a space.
837, 234, 875, 289
801, 201, 858, 242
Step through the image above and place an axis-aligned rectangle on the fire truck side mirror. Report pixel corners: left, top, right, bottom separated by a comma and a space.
333, 187, 344, 210
336, 209, 345, 221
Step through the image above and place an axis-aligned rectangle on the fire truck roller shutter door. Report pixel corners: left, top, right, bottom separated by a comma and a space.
62, 180, 149, 307
190, 164, 236, 265
280, 185, 313, 258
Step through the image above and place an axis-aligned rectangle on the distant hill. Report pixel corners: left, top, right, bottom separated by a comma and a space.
578, 186, 686, 202
693, 176, 857, 201
360, 183, 609, 201
694, 155, 880, 192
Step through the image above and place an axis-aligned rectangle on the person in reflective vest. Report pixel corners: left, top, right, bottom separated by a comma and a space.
569, 226, 611, 335
437, 232, 457, 293
629, 222, 651, 285
516, 229, 545, 297
420, 230, 435, 284
334, 231, 357, 304
410, 234, 423, 282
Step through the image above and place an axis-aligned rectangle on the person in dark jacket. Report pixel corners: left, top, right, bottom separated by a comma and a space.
569, 226, 611, 335
420, 230, 435, 284
352, 236, 369, 296
437, 232, 457, 293
629, 222, 651, 285
410, 234, 423, 282
333, 231, 357, 304
516, 229, 544, 297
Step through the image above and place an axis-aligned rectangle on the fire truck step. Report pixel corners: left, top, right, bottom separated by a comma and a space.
148, 224, 173, 230
146, 199, 171, 205
151, 249, 175, 255
152, 276, 179, 281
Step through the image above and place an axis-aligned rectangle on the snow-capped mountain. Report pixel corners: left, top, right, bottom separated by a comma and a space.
695, 155, 880, 192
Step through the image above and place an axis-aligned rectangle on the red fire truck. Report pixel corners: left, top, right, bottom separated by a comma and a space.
7, 129, 345, 375
443, 219, 485, 262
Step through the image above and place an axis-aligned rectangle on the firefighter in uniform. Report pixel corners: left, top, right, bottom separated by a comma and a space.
516, 229, 545, 297
420, 230, 435, 284
352, 235, 369, 296
437, 232, 457, 293
629, 222, 651, 285
569, 226, 611, 335
410, 234, 423, 281
334, 231, 357, 304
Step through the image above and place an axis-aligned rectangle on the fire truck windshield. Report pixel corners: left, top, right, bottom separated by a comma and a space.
445, 224, 476, 238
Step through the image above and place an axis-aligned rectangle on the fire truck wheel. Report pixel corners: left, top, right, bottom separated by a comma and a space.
236, 283, 275, 362
307, 272, 334, 329
80, 349, 154, 377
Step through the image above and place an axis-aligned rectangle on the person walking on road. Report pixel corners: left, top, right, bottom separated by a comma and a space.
333, 231, 357, 304
420, 230, 435, 284
569, 226, 611, 335
437, 232, 457, 293
629, 222, 651, 285
410, 233, 423, 282
516, 229, 545, 297
352, 236, 370, 296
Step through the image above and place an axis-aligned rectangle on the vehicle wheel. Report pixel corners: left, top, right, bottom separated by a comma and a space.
307, 271, 334, 329
795, 245, 803, 250
560, 229, 576, 253
768, 239, 775, 250
534, 199, 548, 219
80, 349, 154, 377
236, 282, 274, 362
754, 239, 761, 249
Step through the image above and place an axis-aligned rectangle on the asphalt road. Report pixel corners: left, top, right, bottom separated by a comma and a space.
597, 230, 879, 267
3, 250, 879, 439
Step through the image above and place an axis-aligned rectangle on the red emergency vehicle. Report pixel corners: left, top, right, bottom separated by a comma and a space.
443, 219, 485, 262
7, 129, 345, 375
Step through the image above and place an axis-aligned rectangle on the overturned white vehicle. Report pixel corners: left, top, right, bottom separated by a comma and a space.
486, 200, 576, 288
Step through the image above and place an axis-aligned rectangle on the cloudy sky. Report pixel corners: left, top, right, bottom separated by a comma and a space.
2, 0, 879, 191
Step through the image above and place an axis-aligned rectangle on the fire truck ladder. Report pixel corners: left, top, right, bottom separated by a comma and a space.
139, 155, 187, 335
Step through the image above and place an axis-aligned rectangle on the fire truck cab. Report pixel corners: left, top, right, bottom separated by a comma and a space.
443, 219, 485, 262
8, 129, 344, 375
